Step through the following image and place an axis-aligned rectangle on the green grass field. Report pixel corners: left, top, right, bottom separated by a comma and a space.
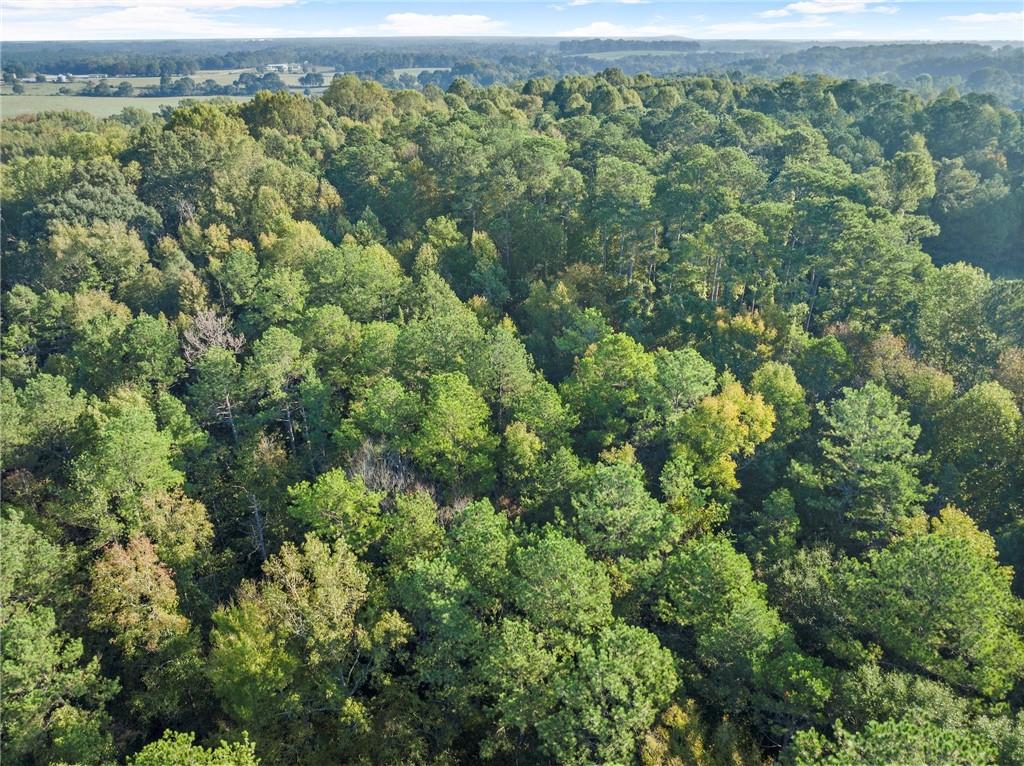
0, 94, 251, 118
0, 66, 337, 101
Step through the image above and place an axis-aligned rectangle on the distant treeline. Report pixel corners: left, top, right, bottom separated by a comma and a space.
80, 72, 293, 97
4, 38, 1023, 106
558, 39, 701, 54
0, 38, 554, 78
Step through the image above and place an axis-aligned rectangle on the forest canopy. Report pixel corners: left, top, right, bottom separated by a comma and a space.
1, 68, 1023, 766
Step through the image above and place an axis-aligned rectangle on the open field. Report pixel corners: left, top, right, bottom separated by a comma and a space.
0, 67, 337, 99
0, 65, 338, 117
0, 94, 251, 118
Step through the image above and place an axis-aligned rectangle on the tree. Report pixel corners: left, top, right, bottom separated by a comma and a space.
299, 71, 325, 88
89, 535, 206, 724
663, 375, 775, 529
89, 535, 189, 657
22, 156, 161, 244
933, 381, 1022, 530
750, 361, 810, 444
287, 469, 384, 555
69, 388, 184, 541
209, 534, 409, 763
511, 529, 613, 635
35, 219, 149, 294
658, 534, 831, 736
915, 263, 997, 383
410, 372, 498, 493
844, 507, 1024, 699
568, 451, 670, 562
885, 134, 936, 213
1, 372, 88, 476
561, 332, 657, 452
244, 327, 315, 456
323, 74, 393, 123
0, 508, 116, 764
784, 718, 996, 766
487, 619, 678, 765
129, 731, 259, 766
2, 604, 118, 764
121, 312, 185, 390
791, 382, 930, 551
188, 347, 245, 444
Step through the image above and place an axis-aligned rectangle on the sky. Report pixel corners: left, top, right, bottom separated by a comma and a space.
2, 1, 1023, 42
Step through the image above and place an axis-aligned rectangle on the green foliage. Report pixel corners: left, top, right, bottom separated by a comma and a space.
2, 69, 1022, 766
411, 372, 498, 493
287, 469, 384, 554
68, 387, 185, 540
791, 382, 930, 550
512, 529, 614, 635
1, 605, 118, 764
843, 508, 1024, 699
785, 718, 996, 766
569, 452, 669, 561
129, 731, 259, 766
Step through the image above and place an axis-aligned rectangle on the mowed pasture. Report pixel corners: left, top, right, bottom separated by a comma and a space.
0, 66, 337, 114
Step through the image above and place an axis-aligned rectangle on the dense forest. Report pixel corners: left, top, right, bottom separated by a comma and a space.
4, 38, 1024, 106
2, 69, 1024, 765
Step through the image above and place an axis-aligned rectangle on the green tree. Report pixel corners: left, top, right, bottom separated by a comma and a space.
69, 388, 184, 540
785, 718, 996, 766
844, 507, 1024, 698
561, 332, 657, 452
791, 382, 930, 550
568, 451, 670, 562
658, 534, 831, 736
2, 604, 118, 765
287, 469, 384, 555
35, 219, 149, 294
410, 372, 498, 493
209, 534, 409, 763
511, 529, 613, 635
915, 263, 997, 383
129, 731, 259, 766
933, 381, 1022, 530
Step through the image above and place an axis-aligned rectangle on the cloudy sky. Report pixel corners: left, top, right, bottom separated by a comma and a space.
3, 1, 1022, 41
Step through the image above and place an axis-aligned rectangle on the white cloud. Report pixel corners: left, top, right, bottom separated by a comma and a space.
758, 0, 894, 18
561, 20, 691, 37
785, 1, 882, 13
549, 0, 650, 12
707, 15, 834, 36
940, 12, 1024, 24
1, 5, 285, 39
556, 0, 650, 7
4, 0, 294, 8
380, 13, 506, 36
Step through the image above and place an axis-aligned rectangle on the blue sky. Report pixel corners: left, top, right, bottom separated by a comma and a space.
3, 1, 1023, 41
